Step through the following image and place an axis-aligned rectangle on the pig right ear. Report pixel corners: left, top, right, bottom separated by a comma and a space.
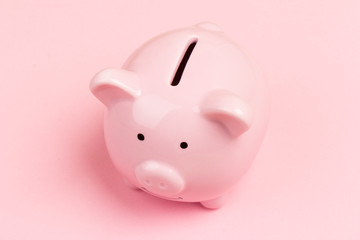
90, 68, 141, 107
200, 90, 252, 137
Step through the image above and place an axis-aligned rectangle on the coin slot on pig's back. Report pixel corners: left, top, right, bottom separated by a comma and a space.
171, 38, 198, 86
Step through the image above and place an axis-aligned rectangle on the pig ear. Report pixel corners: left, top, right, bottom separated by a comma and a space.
200, 90, 252, 137
90, 68, 141, 107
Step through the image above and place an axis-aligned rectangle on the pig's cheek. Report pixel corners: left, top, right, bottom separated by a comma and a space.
103, 104, 143, 175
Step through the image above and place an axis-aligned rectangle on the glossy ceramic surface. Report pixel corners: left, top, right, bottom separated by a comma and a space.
90, 23, 270, 208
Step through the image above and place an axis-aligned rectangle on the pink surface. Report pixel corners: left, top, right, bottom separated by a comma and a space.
90, 25, 270, 208
1, 0, 359, 239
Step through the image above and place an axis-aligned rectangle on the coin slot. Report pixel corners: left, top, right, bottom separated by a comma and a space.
171, 39, 198, 86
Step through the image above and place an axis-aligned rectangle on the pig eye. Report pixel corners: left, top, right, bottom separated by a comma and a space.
180, 142, 188, 149
137, 133, 145, 141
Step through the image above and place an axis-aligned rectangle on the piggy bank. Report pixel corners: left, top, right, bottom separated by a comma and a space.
90, 22, 269, 209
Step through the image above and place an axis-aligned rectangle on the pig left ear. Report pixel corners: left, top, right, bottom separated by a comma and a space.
90, 68, 141, 107
200, 90, 252, 137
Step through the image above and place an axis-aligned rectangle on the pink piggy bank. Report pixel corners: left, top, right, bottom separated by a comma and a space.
90, 23, 269, 209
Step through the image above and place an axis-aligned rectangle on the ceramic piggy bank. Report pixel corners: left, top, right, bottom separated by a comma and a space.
90, 23, 269, 209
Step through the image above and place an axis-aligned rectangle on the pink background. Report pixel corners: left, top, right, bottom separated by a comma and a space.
1, 0, 360, 239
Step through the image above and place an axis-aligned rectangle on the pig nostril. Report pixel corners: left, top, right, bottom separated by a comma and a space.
135, 161, 185, 196
145, 179, 152, 185
158, 182, 166, 189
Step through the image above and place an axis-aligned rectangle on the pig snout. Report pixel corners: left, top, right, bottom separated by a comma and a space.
135, 161, 184, 196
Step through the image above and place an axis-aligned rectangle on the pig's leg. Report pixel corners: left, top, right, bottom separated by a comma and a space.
200, 193, 228, 209
123, 178, 139, 190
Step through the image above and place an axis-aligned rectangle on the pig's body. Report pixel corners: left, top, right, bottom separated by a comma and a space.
91, 23, 270, 208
